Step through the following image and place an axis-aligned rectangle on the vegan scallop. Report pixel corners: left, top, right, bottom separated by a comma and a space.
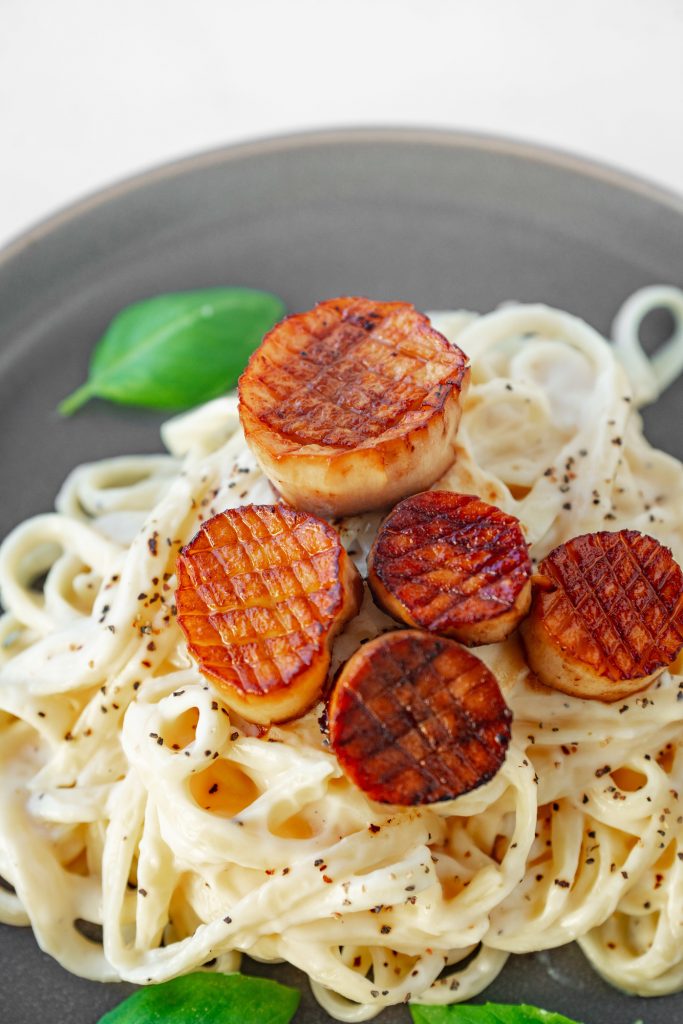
238, 297, 470, 517
368, 491, 532, 645
328, 630, 512, 805
520, 530, 683, 701
176, 504, 362, 724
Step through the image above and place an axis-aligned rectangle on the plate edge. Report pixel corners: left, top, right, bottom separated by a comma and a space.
1, 125, 682, 269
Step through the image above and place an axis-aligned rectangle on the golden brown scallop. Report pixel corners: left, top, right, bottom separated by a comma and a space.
368, 491, 532, 646
328, 630, 512, 805
238, 297, 469, 517
176, 504, 362, 724
520, 530, 683, 701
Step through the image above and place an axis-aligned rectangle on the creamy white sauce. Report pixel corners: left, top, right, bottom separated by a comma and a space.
1, 298, 683, 1016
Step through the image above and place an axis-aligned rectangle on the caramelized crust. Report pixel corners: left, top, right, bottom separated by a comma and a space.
328, 630, 512, 805
238, 297, 469, 517
521, 530, 683, 701
176, 505, 362, 724
368, 491, 532, 645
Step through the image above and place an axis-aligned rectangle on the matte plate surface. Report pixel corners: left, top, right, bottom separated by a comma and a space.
0, 128, 682, 1024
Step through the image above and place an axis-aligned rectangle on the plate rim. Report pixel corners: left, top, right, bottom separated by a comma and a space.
2, 123, 683, 1023
2, 125, 682, 269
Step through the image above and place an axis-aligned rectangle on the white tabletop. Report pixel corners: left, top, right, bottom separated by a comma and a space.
2, 0, 682, 251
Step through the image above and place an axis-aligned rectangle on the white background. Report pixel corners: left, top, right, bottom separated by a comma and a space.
2, 0, 682, 250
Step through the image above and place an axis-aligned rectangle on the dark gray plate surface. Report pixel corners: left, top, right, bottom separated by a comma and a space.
1, 128, 682, 1024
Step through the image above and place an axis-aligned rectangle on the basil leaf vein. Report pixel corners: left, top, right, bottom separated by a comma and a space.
96, 971, 300, 1023
58, 287, 285, 414
410, 1001, 585, 1024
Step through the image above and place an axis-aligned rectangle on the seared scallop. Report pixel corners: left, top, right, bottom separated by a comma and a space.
520, 530, 683, 701
368, 491, 532, 646
328, 630, 512, 805
238, 297, 469, 517
176, 505, 362, 724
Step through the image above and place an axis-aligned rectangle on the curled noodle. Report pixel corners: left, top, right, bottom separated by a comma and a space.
1, 298, 683, 1016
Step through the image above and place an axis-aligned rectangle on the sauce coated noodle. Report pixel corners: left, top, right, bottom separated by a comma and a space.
2, 296, 683, 1017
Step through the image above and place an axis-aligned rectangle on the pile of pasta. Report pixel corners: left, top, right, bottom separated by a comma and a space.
1, 297, 683, 1019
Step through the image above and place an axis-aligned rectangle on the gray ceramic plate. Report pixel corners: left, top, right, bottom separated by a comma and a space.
1, 128, 682, 1024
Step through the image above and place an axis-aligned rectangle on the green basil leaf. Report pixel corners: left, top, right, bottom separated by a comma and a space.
410, 1001, 584, 1024
58, 287, 285, 414
97, 972, 300, 1024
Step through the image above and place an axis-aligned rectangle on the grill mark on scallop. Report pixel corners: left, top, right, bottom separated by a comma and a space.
176, 505, 361, 718
369, 492, 531, 639
537, 530, 683, 680
241, 298, 468, 450
329, 631, 512, 805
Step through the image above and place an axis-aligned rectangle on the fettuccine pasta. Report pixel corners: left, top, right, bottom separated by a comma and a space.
1, 295, 683, 1018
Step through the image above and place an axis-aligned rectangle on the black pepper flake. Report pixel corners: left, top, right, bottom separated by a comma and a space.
208, 783, 218, 794
107, 625, 116, 633
146, 641, 156, 651
562, 502, 572, 511
314, 859, 324, 867
138, 593, 147, 601
369, 824, 381, 834
554, 879, 570, 888
380, 925, 391, 934
138, 888, 148, 897
223, 915, 232, 924
595, 765, 611, 778
148, 534, 159, 556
